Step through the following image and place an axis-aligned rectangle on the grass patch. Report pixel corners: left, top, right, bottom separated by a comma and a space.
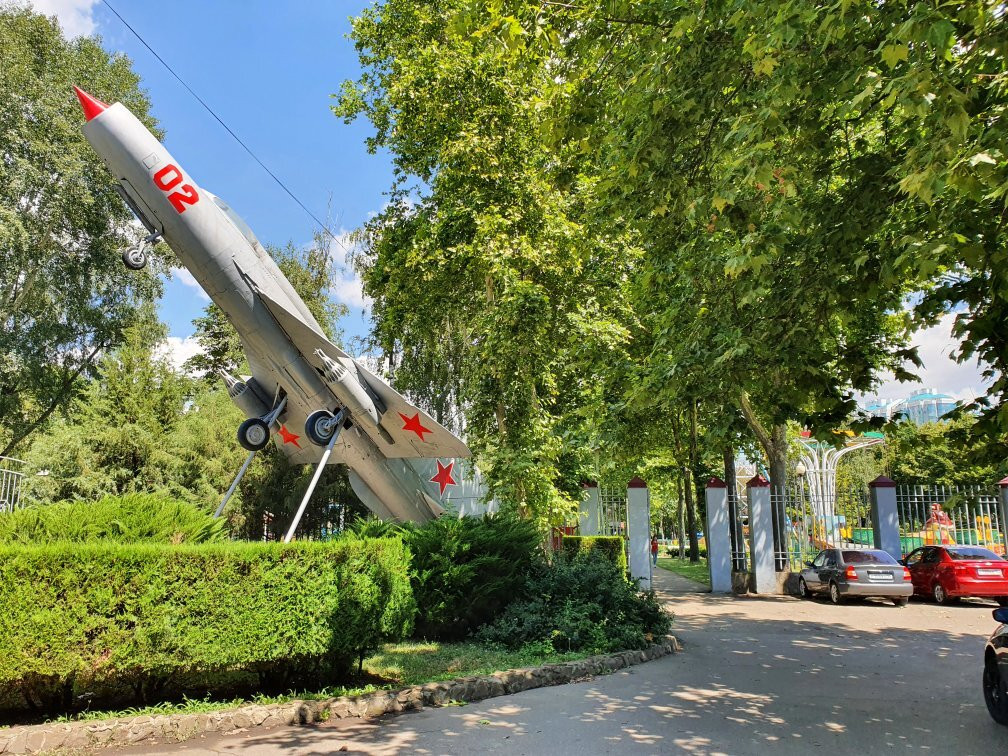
48, 641, 593, 724
656, 556, 710, 585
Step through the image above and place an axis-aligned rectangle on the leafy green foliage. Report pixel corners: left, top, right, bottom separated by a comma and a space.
0, 7, 168, 457
477, 551, 671, 654
883, 417, 1007, 486
0, 538, 414, 716
348, 513, 544, 641
0, 493, 225, 545
560, 535, 627, 574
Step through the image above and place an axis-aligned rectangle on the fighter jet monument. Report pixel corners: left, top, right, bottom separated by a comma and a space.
73, 87, 489, 536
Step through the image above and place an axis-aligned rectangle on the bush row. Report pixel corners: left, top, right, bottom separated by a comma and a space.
0, 494, 225, 545
0, 538, 414, 715
560, 535, 628, 573
351, 513, 543, 640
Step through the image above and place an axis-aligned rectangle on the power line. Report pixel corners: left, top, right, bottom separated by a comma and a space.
100, 0, 347, 252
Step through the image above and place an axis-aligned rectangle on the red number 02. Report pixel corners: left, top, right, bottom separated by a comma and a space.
153, 164, 199, 214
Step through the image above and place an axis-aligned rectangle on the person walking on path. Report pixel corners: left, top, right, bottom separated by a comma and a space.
651, 535, 659, 566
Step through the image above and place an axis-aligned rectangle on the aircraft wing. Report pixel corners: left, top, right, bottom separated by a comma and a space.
251, 285, 471, 460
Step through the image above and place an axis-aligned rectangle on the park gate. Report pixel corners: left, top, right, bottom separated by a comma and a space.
598, 486, 627, 537
770, 483, 872, 570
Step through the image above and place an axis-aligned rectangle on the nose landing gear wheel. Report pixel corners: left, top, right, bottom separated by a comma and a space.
237, 417, 270, 451
122, 245, 148, 270
305, 409, 340, 447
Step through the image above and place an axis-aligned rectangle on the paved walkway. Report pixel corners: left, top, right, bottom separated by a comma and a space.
131, 567, 1007, 755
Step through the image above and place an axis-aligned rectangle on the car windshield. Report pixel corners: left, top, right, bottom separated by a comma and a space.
945, 547, 1002, 561
843, 550, 897, 565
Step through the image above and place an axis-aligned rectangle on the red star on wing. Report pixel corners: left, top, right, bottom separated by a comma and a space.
277, 424, 301, 448
430, 460, 457, 496
399, 411, 433, 442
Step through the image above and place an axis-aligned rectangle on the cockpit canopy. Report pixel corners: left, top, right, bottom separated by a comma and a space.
206, 191, 269, 260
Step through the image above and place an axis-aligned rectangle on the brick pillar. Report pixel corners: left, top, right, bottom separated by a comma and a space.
627, 477, 652, 590
578, 480, 600, 536
870, 475, 901, 561
705, 477, 731, 593
747, 475, 775, 593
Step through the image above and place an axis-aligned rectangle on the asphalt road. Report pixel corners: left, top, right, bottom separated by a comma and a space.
131, 569, 1008, 755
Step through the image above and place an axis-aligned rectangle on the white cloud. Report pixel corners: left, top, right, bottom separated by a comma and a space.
29, 0, 97, 38
325, 231, 371, 312
171, 267, 211, 301
156, 335, 204, 374
868, 312, 994, 404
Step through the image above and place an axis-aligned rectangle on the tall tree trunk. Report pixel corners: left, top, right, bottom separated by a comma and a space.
738, 392, 790, 569
677, 476, 686, 559
683, 469, 699, 563
687, 400, 703, 563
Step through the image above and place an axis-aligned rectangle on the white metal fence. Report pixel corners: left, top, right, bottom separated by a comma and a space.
598, 486, 627, 537
771, 484, 873, 571
896, 484, 1005, 558
0, 456, 25, 513
728, 487, 749, 571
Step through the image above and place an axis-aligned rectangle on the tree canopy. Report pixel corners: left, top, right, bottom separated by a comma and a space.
0, 6, 169, 457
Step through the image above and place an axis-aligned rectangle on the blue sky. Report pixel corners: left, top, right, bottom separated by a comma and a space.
37, 0, 388, 352
31, 0, 994, 404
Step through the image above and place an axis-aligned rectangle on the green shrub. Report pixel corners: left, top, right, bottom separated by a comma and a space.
0, 537, 414, 716
561, 535, 628, 573
0, 493, 225, 545
348, 512, 543, 641
477, 550, 672, 654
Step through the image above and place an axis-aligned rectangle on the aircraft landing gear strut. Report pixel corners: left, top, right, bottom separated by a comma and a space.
122, 231, 161, 270
283, 409, 346, 543
216, 397, 288, 518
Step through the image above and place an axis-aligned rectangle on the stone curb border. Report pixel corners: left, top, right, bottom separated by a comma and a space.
0, 636, 681, 754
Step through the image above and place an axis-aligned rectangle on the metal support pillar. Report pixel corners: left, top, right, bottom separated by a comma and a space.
283, 412, 344, 543
705, 477, 731, 593
999, 478, 1008, 556
214, 450, 256, 518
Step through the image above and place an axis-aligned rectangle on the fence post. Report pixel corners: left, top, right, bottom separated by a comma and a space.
627, 477, 652, 590
999, 478, 1008, 556
578, 480, 600, 536
705, 477, 732, 593
747, 475, 775, 594
869, 475, 901, 561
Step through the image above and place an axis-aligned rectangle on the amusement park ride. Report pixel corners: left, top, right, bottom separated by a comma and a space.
73, 87, 492, 538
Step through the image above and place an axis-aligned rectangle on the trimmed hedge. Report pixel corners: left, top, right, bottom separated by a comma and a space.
561, 535, 628, 574
0, 538, 414, 715
0, 494, 226, 545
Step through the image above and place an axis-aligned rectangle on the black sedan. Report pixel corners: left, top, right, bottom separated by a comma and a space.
798, 548, 913, 606
984, 606, 1008, 725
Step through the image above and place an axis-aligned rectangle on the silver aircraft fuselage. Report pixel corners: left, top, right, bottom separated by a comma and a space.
75, 87, 489, 523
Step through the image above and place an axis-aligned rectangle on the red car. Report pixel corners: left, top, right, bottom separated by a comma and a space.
904, 545, 1008, 605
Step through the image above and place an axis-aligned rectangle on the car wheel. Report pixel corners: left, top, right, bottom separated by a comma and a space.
983, 657, 1008, 726
997, 597, 1008, 607
798, 578, 809, 599
933, 582, 950, 605
829, 581, 842, 605
892, 597, 908, 607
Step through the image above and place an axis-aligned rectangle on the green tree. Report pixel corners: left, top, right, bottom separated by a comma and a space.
24, 314, 191, 503
336, 0, 637, 523
884, 416, 1006, 487
0, 6, 167, 456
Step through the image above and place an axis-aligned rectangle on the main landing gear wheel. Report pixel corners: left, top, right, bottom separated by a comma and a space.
122, 245, 148, 270
305, 410, 340, 447
237, 417, 270, 451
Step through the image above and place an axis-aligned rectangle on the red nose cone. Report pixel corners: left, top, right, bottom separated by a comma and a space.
73, 86, 109, 121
